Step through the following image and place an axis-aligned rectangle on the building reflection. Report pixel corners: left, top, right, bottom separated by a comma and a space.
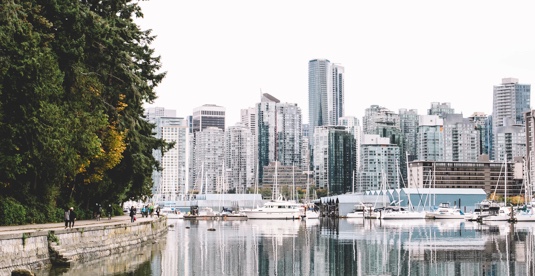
35, 218, 535, 275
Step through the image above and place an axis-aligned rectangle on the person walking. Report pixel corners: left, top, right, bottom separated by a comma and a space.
107, 204, 113, 220
64, 207, 70, 229
129, 206, 136, 223
68, 207, 77, 228
95, 203, 102, 221
156, 205, 160, 218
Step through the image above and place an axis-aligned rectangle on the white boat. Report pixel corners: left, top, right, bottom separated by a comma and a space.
220, 208, 248, 220
243, 196, 304, 220
183, 207, 220, 220
465, 200, 500, 221
304, 209, 320, 219
481, 206, 513, 222
346, 202, 373, 218
430, 202, 466, 219
160, 207, 184, 219
514, 205, 535, 222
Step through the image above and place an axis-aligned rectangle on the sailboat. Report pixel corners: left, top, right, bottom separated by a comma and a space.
243, 161, 304, 219
514, 158, 535, 222
381, 155, 425, 220
303, 169, 320, 219
482, 159, 513, 222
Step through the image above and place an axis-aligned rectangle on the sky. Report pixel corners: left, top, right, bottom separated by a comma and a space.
136, 0, 535, 126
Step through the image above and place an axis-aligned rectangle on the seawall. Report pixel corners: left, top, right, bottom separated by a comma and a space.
0, 216, 167, 275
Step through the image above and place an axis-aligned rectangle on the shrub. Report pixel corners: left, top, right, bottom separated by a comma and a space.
0, 197, 27, 225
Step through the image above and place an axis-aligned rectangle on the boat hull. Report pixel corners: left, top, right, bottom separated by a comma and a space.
381, 211, 426, 220
244, 211, 302, 220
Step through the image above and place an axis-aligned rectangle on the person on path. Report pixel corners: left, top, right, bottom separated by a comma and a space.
107, 204, 113, 220
68, 207, 77, 228
156, 205, 160, 218
95, 203, 102, 221
64, 207, 70, 229
129, 206, 136, 222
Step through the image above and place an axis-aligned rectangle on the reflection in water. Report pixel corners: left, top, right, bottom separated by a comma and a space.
33, 218, 535, 275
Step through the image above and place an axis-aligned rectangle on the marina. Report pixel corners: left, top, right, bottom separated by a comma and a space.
29, 216, 535, 275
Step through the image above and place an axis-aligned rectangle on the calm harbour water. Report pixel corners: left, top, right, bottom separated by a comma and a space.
37, 218, 535, 276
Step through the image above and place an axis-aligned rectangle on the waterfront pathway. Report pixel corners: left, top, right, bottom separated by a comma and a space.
0, 214, 162, 236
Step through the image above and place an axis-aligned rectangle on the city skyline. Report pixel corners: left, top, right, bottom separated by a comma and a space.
136, 1, 535, 125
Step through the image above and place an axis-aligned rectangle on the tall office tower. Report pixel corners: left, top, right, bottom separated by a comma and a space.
493, 78, 531, 160
442, 114, 480, 162
257, 93, 302, 183
399, 108, 419, 161
427, 102, 455, 118
150, 115, 188, 203
417, 115, 444, 161
224, 123, 254, 194
192, 104, 226, 133
189, 104, 226, 189
494, 118, 526, 162
339, 116, 362, 191
312, 126, 356, 194
192, 127, 225, 194
144, 107, 177, 123
469, 112, 491, 156
359, 134, 400, 191
308, 59, 345, 135
330, 64, 345, 125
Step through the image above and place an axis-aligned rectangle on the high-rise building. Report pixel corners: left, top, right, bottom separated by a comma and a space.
192, 104, 226, 133
144, 107, 177, 123
359, 134, 400, 191
492, 78, 530, 159
190, 104, 226, 191
241, 107, 258, 182
428, 102, 455, 118
417, 115, 444, 161
362, 105, 405, 180
192, 127, 225, 194
399, 108, 419, 161
338, 116, 362, 190
362, 105, 400, 135
442, 114, 480, 162
145, 108, 188, 203
468, 112, 491, 156
308, 59, 345, 136
257, 93, 302, 183
312, 126, 355, 194
494, 118, 526, 162
524, 110, 535, 186
224, 123, 254, 193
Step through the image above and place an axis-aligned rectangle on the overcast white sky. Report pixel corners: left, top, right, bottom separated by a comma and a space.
136, 0, 535, 125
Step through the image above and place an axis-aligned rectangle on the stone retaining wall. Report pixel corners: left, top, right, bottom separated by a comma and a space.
0, 217, 167, 275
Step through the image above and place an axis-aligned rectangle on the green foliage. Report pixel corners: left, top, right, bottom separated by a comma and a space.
0, 197, 27, 225
47, 231, 59, 244
22, 233, 29, 247
0, 0, 169, 225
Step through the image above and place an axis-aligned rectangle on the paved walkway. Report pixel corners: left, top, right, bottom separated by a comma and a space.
0, 214, 164, 236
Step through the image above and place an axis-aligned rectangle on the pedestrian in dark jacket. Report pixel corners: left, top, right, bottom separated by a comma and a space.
130, 206, 136, 222
69, 207, 77, 228
107, 204, 113, 220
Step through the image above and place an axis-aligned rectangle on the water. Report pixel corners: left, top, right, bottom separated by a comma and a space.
36, 218, 535, 275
